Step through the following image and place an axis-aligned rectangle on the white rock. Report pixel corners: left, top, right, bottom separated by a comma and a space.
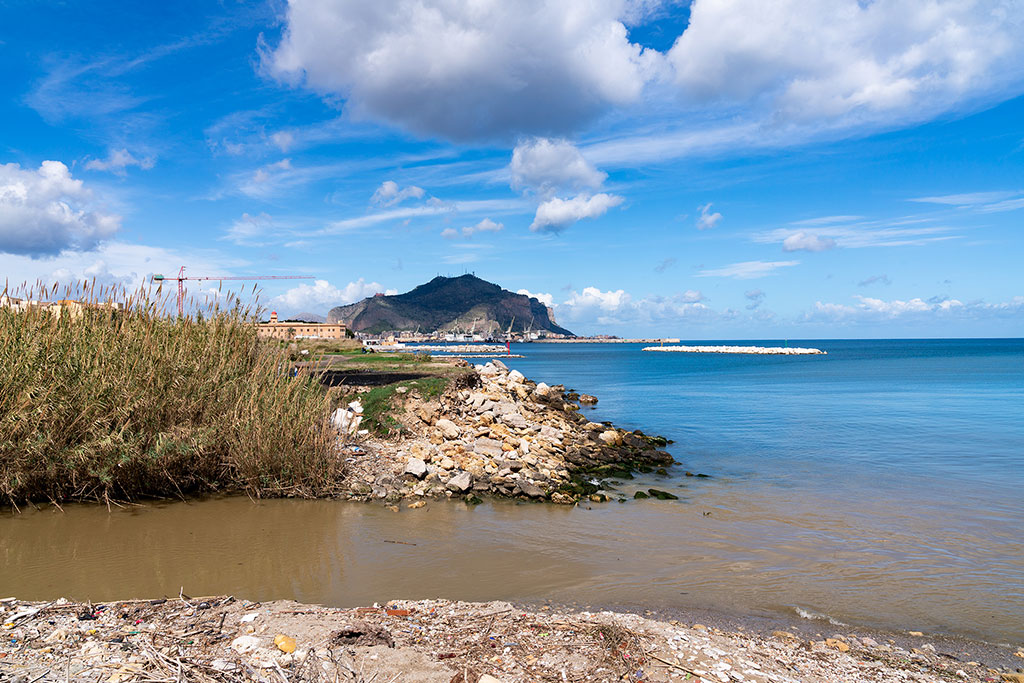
403, 458, 427, 479
231, 636, 261, 654
507, 369, 525, 384
446, 471, 473, 493
436, 418, 460, 439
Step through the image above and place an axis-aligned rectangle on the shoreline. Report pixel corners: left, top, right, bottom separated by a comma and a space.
2, 595, 1020, 683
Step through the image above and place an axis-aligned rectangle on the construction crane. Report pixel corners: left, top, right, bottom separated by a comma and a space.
152, 266, 313, 316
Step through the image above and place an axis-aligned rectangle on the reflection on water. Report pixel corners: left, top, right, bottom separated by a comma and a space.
3, 492, 1022, 643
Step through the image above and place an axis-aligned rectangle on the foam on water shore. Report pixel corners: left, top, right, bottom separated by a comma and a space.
643, 345, 826, 355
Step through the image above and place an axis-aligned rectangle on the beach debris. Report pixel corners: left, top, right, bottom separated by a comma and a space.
0, 596, 1010, 683
274, 633, 297, 653
330, 400, 364, 434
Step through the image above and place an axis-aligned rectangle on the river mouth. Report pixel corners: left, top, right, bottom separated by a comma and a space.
3, 491, 1020, 645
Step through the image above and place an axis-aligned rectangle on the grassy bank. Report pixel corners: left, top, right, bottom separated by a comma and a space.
0, 285, 340, 506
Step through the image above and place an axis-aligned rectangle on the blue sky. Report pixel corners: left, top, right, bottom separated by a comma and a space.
1, 0, 1022, 338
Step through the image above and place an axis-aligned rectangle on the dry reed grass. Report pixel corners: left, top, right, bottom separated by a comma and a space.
0, 281, 341, 506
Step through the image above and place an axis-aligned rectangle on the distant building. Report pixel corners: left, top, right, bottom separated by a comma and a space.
257, 311, 347, 340
0, 296, 123, 318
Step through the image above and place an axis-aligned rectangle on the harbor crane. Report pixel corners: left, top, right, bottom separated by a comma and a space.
152, 266, 312, 316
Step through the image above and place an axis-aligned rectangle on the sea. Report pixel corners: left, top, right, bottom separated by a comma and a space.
2, 338, 1022, 643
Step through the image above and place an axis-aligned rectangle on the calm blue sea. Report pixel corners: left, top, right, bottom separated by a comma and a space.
507, 339, 1024, 500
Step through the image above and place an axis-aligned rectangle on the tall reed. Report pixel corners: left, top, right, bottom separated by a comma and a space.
0, 281, 341, 505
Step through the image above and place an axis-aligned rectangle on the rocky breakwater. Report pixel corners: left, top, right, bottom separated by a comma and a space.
342, 360, 674, 505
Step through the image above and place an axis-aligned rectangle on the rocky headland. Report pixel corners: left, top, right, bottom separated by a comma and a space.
336, 359, 676, 506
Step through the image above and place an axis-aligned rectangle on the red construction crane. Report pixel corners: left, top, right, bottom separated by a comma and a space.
152, 266, 313, 316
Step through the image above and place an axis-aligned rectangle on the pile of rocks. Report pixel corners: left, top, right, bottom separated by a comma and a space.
341, 359, 673, 505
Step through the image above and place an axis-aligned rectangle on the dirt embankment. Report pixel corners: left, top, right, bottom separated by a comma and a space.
3, 595, 1020, 683
336, 359, 676, 505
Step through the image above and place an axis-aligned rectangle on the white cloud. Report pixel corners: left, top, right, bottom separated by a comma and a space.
910, 191, 1019, 206
0, 240, 248, 294
371, 180, 426, 207
264, 0, 662, 141
530, 193, 623, 232
322, 198, 528, 235
84, 148, 155, 175
271, 131, 295, 152
557, 285, 716, 327
264, 0, 1024, 154
696, 202, 722, 230
791, 215, 865, 226
510, 138, 606, 197
668, 0, 1024, 129
697, 260, 799, 279
756, 217, 961, 250
804, 294, 1024, 323
224, 212, 275, 246
270, 278, 395, 313
782, 231, 837, 252
910, 189, 1024, 213
0, 160, 121, 257
517, 288, 554, 307
443, 218, 505, 239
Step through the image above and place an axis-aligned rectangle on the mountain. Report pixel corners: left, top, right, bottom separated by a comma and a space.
327, 274, 573, 336
286, 312, 326, 323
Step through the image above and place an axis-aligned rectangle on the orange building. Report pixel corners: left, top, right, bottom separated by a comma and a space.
256, 311, 347, 340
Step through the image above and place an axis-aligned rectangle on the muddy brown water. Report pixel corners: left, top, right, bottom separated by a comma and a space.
3, 492, 1022, 646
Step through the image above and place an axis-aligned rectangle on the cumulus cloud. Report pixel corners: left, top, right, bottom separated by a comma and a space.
442, 218, 504, 239
270, 278, 396, 313
745, 289, 766, 310
264, 0, 661, 141
782, 231, 837, 252
557, 285, 714, 327
371, 180, 426, 207
84, 148, 155, 175
804, 294, 1024, 323
0, 160, 121, 257
697, 260, 799, 279
263, 0, 1024, 151
530, 193, 623, 232
696, 203, 722, 230
667, 0, 1024, 130
517, 288, 554, 307
510, 138, 606, 197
